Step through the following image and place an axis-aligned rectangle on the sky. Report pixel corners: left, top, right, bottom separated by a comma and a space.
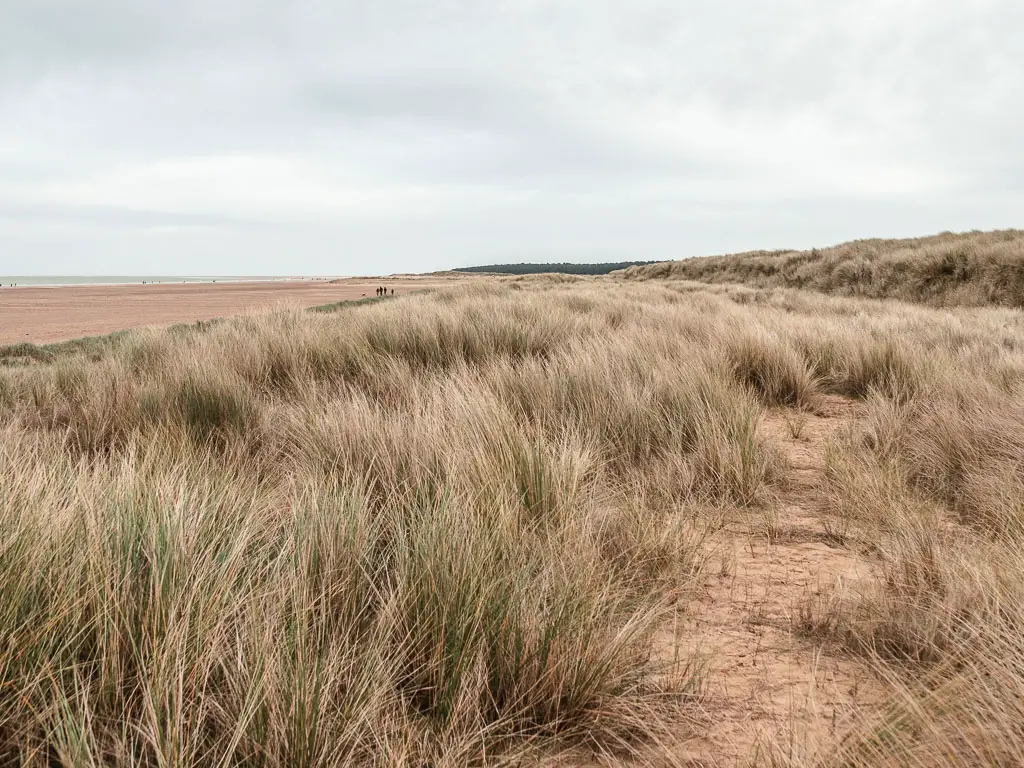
1, 1, 1022, 275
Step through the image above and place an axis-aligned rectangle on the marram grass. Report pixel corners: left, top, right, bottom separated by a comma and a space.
1, 277, 1023, 765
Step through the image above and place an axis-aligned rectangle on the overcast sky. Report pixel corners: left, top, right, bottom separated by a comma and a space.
1, 1, 1021, 275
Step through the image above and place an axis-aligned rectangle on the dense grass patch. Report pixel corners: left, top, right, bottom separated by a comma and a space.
2, 278, 1023, 765
623, 228, 1024, 308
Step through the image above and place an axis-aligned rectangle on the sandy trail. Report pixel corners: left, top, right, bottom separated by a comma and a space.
665, 396, 884, 766
0, 277, 458, 345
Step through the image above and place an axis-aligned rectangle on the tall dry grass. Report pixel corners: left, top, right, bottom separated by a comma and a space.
622, 228, 1024, 308
2, 278, 1023, 765
0, 282, 792, 766
767, 294, 1024, 765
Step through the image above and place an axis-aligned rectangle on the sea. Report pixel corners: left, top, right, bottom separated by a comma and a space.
0, 276, 318, 287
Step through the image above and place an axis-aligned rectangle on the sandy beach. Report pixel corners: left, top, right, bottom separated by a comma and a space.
0, 277, 455, 345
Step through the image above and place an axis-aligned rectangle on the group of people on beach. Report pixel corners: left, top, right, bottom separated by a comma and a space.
376, 286, 393, 297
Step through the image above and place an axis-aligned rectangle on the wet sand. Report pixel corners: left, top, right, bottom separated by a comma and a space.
0, 277, 455, 345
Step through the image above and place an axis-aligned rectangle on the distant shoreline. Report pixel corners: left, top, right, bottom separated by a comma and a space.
0, 276, 339, 288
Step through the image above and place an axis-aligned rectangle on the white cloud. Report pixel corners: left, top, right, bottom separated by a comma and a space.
0, 0, 1021, 273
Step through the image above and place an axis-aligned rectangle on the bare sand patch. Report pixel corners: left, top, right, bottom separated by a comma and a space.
664, 396, 886, 765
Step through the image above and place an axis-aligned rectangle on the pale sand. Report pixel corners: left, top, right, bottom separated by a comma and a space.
666, 396, 885, 764
0, 277, 458, 346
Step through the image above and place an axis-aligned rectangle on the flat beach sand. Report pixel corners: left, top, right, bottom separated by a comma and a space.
0, 277, 456, 345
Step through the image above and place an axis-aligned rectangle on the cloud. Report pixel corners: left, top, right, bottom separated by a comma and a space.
1, 0, 1021, 274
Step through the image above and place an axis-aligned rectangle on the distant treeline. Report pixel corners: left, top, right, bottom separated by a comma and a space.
455, 261, 659, 276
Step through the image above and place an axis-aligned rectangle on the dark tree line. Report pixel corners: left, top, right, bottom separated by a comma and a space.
454, 261, 660, 276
